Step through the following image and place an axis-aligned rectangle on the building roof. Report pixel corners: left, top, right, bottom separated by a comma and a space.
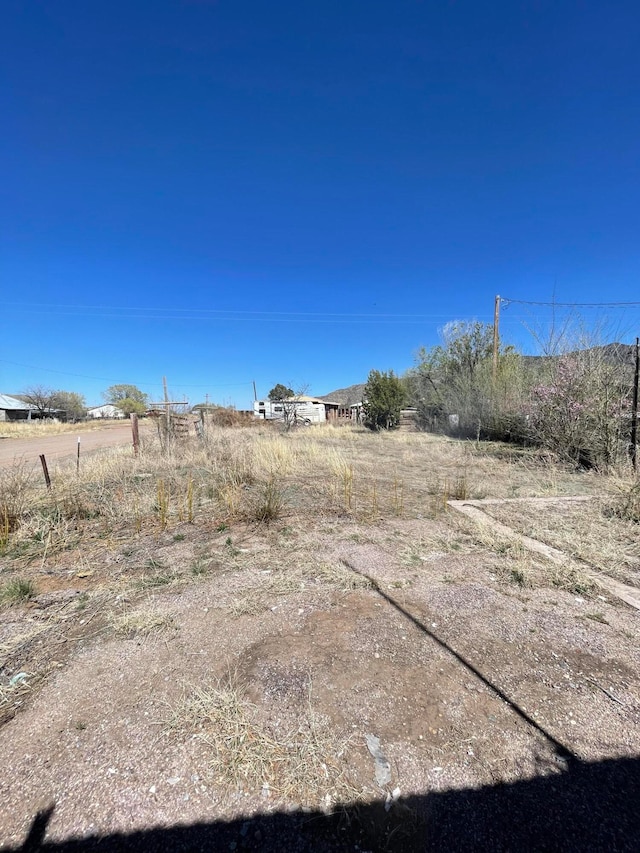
0, 393, 37, 411
285, 395, 340, 405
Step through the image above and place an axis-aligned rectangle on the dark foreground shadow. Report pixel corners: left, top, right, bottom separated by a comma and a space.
13, 754, 640, 853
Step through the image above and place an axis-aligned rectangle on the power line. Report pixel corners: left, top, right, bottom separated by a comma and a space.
2, 302, 495, 324
502, 297, 640, 308
3, 301, 485, 319
0, 359, 254, 388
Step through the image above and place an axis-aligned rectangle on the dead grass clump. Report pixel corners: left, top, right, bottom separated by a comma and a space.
0, 462, 33, 544
169, 678, 362, 807
604, 480, 640, 524
249, 478, 285, 523
549, 563, 598, 597
113, 608, 175, 638
473, 525, 527, 560
0, 577, 35, 605
496, 560, 534, 589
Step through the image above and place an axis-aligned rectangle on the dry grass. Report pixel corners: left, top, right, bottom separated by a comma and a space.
0, 420, 115, 439
229, 560, 371, 617
482, 499, 640, 588
112, 607, 176, 638
168, 676, 365, 808
0, 577, 35, 605
0, 423, 622, 610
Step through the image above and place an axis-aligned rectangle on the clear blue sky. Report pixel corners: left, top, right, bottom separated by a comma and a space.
3, 1, 640, 407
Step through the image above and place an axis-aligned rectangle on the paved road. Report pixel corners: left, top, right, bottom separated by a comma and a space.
0, 424, 137, 469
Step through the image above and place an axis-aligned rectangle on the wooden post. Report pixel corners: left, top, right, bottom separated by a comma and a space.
492, 295, 500, 384
76, 437, 81, 474
252, 380, 258, 402
39, 454, 51, 489
131, 413, 140, 457
631, 337, 639, 472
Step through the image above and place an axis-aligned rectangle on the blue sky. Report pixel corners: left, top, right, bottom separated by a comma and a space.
2, 1, 640, 407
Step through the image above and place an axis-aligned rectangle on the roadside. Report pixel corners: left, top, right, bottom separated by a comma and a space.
0, 423, 142, 469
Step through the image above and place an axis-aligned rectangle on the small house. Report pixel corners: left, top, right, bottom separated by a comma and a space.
87, 404, 126, 419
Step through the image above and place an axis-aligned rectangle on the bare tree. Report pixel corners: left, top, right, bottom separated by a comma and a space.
21, 385, 55, 416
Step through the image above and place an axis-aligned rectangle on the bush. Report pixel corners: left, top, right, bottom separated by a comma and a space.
362, 370, 406, 430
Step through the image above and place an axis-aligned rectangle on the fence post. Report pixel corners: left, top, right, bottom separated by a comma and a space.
39, 454, 52, 489
131, 413, 140, 457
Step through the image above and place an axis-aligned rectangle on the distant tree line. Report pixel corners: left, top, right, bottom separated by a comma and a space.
20, 383, 150, 420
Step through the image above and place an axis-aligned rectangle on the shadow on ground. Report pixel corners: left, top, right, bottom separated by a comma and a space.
12, 754, 640, 852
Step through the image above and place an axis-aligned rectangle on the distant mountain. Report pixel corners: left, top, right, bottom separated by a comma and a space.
320, 383, 366, 406
523, 342, 637, 373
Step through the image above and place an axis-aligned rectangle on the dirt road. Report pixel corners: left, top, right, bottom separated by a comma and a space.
0, 424, 136, 469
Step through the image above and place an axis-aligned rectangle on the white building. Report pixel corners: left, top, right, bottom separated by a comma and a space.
254, 396, 339, 424
87, 404, 126, 419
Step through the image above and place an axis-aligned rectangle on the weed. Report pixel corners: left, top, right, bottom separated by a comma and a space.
216, 523, 228, 532
136, 562, 176, 589
605, 481, 640, 524
1, 577, 35, 604
251, 478, 284, 523
224, 537, 240, 558
584, 612, 609, 625
75, 592, 90, 611
73, 720, 88, 731
157, 479, 169, 530
0, 461, 33, 544
392, 474, 404, 516
509, 566, 531, 588
448, 473, 469, 501
186, 476, 194, 523
191, 559, 209, 577
550, 564, 597, 596
173, 533, 186, 542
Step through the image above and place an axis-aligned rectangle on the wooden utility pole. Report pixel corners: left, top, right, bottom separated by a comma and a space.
252, 380, 258, 402
631, 336, 639, 472
492, 295, 501, 383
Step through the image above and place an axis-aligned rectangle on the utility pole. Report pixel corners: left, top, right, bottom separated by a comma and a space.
492, 295, 501, 384
205, 392, 209, 409
252, 380, 258, 402
631, 337, 639, 472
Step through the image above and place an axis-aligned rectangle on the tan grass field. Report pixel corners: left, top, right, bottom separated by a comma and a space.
0, 423, 639, 848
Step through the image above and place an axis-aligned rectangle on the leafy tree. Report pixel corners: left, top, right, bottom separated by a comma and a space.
50, 390, 86, 421
362, 370, 406, 430
103, 384, 148, 416
268, 384, 294, 402
407, 320, 524, 437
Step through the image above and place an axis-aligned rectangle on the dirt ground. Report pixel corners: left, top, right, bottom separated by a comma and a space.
0, 423, 138, 469
0, 427, 638, 851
